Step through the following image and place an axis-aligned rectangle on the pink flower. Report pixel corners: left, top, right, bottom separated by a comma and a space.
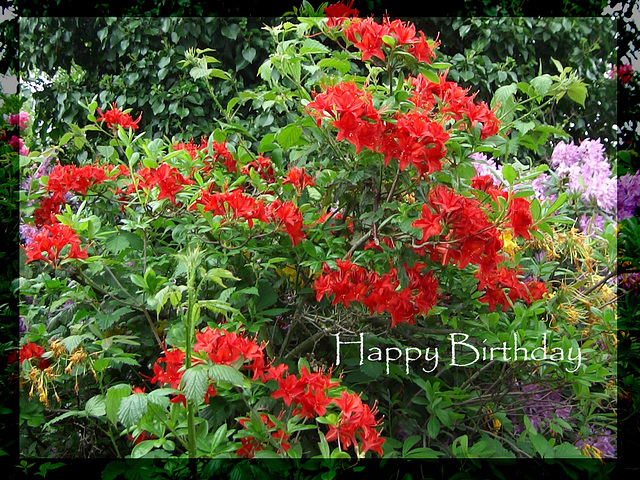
9, 135, 29, 155
8, 111, 29, 129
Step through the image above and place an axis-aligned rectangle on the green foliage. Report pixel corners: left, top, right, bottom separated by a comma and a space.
13, 7, 617, 473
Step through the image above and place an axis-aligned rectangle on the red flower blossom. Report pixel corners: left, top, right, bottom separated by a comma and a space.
19, 342, 49, 370
236, 413, 291, 458
131, 163, 194, 205
96, 103, 142, 130
326, 390, 385, 456
507, 196, 534, 240
189, 188, 269, 229
283, 166, 316, 193
241, 155, 275, 183
22, 222, 88, 267
324, 0, 359, 28
267, 199, 305, 246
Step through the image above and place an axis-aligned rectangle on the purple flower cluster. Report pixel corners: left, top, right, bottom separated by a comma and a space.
549, 139, 616, 213
618, 171, 640, 220
511, 383, 572, 435
575, 426, 616, 458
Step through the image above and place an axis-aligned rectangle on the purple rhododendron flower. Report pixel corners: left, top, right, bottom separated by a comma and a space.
550, 139, 616, 213
618, 172, 640, 220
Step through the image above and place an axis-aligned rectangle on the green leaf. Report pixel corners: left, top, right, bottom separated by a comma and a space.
530, 75, 553, 97
208, 364, 245, 387
545, 192, 567, 216
317, 58, 350, 74
501, 164, 517, 185
118, 393, 147, 427
180, 365, 209, 403
106, 385, 132, 426
530, 432, 552, 457
242, 47, 257, 64
85, 395, 106, 418
566, 81, 587, 107
277, 124, 302, 151
131, 439, 158, 458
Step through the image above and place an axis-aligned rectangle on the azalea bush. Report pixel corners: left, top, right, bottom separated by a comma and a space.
17, 7, 617, 461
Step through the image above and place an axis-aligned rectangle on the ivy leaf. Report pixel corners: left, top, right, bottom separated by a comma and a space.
242, 47, 257, 64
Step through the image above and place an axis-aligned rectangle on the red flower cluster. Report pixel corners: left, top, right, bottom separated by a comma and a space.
408, 72, 500, 139
47, 163, 109, 201
22, 221, 88, 267
131, 163, 194, 205
282, 166, 315, 193
411, 184, 504, 270
172, 137, 207, 160
236, 413, 291, 458
150, 327, 267, 407
210, 140, 237, 173
189, 187, 269, 228
475, 267, 547, 312
173, 138, 237, 174
19, 342, 50, 370
379, 108, 450, 179
341, 17, 438, 64
325, 390, 385, 456
193, 327, 266, 380
306, 81, 383, 154
270, 365, 340, 419
410, 183, 545, 312
323, 0, 358, 28
267, 198, 306, 246
314, 259, 439, 326
96, 103, 142, 131
241, 154, 276, 184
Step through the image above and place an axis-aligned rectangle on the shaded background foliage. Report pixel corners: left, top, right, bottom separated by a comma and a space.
1, 0, 638, 478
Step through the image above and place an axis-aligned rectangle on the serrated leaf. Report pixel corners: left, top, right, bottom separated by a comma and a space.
118, 393, 147, 427
106, 384, 132, 426
61, 334, 89, 353
566, 81, 587, 107
277, 124, 302, 151
85, 395, 106, 418
180, 365, 209, 403
317, 58, 350, 74
190, 67, 211, 80
300, 38, 330, 55
530, 75, 553, 97
209, 364, 245, 386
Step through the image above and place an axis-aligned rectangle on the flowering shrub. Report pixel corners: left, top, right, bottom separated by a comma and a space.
18, 8, 616, 460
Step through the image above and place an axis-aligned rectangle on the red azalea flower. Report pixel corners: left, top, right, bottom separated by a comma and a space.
19, 342, 49, 370
283, 166, 316, 193
267, 199, 305, 246
96, 102, 142, 130
22, 222, 88, 266
507, 196, 534, 240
